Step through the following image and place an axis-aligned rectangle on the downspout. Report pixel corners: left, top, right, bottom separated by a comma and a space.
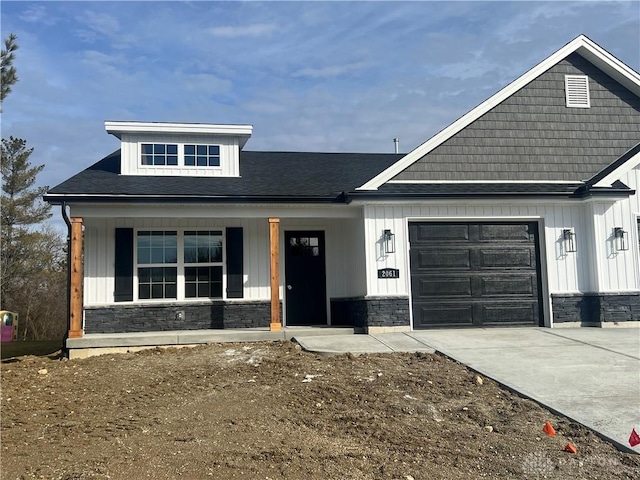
61, 202, 72, 356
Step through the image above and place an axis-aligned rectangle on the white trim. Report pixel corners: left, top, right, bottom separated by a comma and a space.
358, 35, 640, 191
594, 150, 640, 188
106, 121, 253, 144
387, 180, 582, 185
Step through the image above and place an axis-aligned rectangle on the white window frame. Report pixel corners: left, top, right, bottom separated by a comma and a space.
138, 143, 223, 169
183, 230, 225, 299
135, 230, 178, 301
133, 228, 227, 303
565, 75, 590, 108
184, 144, 221, 167
139, 143, 179, 166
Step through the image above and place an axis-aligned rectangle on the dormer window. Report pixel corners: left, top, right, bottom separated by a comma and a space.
139, 143, 222, 167
185, 145, 221, 167
106, 121, 252, 177
141, 144, 178, 166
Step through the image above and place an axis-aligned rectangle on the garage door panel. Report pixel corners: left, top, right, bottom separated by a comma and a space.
478, 224, 532, 242
409, 221, 543, 328
477, 276, 536, 297
415, 305, 473, 327
482, 302, 538, 325
412, 224, 470, 243
414, 250, 471, 270
479, 248, 533, 269
417, 277, 472, 297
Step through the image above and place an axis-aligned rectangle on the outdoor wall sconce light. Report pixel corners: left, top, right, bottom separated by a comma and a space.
383, 229, 396, 254
562, 229, 577, 253
614, 227, 629, 251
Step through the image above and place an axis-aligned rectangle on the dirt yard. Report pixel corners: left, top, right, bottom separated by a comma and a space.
1, 342, 638, 480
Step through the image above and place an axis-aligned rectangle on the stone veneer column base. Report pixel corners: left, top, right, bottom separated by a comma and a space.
552, 293, 640, 326
330, 296, 410, 330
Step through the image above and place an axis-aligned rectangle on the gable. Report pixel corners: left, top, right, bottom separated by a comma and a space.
358, 35, 640, 191
391, 53, 640, 183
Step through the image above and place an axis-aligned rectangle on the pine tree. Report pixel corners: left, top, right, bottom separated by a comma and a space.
1, 137, 66, 340
1, 137, 51, 237
1, 34, 19, 105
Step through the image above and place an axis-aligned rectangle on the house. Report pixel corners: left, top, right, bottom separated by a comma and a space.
45, 35, 640, 350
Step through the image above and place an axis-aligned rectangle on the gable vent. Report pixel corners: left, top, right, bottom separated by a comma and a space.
565, 75, 590, 108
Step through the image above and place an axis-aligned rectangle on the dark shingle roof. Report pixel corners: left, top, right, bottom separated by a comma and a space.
45, 150, 404, 202
45, 147, 634, 204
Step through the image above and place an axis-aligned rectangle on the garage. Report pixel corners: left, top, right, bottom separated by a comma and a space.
409, 222, 543, 328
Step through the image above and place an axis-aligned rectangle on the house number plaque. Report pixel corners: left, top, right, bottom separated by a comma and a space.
378, 268, 400, 279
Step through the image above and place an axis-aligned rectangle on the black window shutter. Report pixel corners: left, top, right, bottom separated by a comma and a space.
114, 228, 134, 302
226, 227, 244, 298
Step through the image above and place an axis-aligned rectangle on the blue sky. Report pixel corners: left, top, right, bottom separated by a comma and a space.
1, 1, 639, 202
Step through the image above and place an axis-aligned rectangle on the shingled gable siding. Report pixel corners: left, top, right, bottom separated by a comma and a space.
393, 53, 640, 182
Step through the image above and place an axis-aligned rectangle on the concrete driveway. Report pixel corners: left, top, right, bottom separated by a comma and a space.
409, 327, 640, 454
295, 327, 640, 453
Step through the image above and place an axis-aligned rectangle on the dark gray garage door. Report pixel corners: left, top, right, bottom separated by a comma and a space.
409, 222, 543, 328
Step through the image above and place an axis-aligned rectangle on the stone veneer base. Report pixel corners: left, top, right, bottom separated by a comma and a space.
552, 293, 640, 325
84, 301, 277, 334
330, 296, 410, 329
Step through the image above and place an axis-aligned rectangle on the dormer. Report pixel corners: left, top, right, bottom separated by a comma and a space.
105, 121, 253, 177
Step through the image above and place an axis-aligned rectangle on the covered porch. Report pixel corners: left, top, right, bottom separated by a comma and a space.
65, 203, 382, 343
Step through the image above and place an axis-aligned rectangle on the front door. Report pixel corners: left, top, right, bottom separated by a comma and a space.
284, 231, 327, 325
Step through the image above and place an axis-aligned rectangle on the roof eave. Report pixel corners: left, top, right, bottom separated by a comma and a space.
43, 193, 348, 205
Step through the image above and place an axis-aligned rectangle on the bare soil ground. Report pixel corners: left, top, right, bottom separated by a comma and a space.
1, 341, 638, 480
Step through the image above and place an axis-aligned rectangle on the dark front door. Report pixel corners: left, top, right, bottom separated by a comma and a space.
285, 231, 327, 326
409, 222, 543, 328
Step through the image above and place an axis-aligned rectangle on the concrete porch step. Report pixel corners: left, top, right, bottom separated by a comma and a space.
67, 326, 356, 350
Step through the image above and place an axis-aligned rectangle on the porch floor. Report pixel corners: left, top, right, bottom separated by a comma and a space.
67, 326, 357, 351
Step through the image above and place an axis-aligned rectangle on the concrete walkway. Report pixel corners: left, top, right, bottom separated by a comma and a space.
294, 328, 640, 454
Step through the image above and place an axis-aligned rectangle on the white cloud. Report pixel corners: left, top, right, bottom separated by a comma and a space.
18, 5, 57, 25
181, 73, 232, 95
75, 10, 121, 43
292, 61, 371, 79
209, 23, 276, 38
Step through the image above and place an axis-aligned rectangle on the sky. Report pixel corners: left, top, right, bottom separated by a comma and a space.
1, 0, 639, 214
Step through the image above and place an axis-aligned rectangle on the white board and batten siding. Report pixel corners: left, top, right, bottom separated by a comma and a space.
280, 218, 367, 299
83, 217, 270, 306
120, 133, 241, 177
83, 216, 366, 306
363, 202, 605, 323
605, 165, 640, 292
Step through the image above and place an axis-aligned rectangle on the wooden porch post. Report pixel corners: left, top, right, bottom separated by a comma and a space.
68, 217, 84, 339
269, 218, 282, 331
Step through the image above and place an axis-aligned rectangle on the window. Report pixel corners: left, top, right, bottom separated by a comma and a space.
565, 75, 590, 108
137, 231, 178, 299
135, 230, 224, 301
184, 231, 223, 298
289, 236, 320, 256
184, 145, 220, 167
141, 144, 178, 166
